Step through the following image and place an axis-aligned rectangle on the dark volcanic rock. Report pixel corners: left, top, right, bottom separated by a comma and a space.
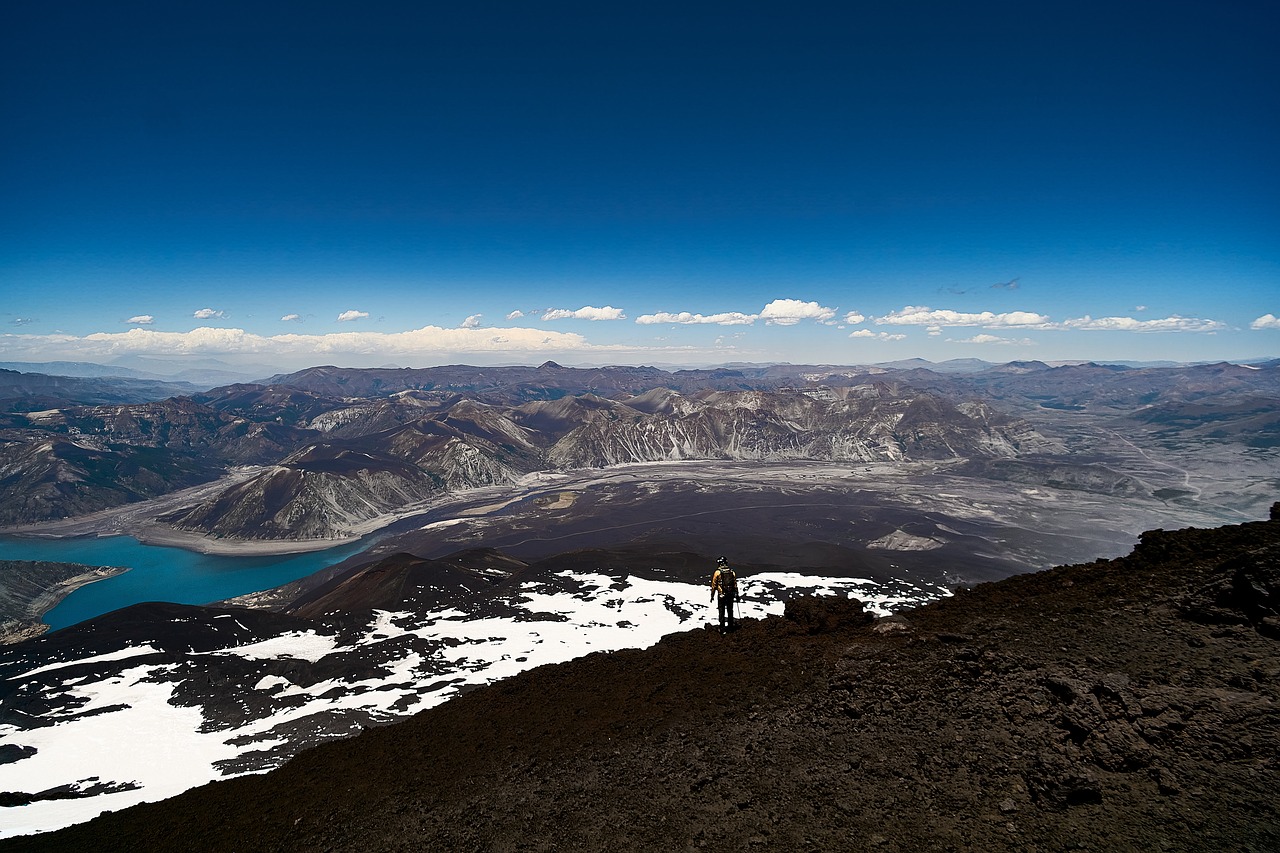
1182, 544, 1280, 635
282, 549, 529, 618
6, 512, 1279, 852
783, 594, 874, 634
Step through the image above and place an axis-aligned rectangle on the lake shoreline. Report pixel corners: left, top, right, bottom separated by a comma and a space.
130, 522, 358, 556
0, 533, 371, 635
3, 524, 357, 557
0, 466, 365, 557
0, 562, 130, 644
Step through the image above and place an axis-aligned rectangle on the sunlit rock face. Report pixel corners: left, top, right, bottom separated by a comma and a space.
6, 360, 1277, 533
160, 386, 1054, 541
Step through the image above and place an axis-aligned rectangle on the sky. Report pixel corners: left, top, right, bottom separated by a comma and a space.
2, 1, 1277, 372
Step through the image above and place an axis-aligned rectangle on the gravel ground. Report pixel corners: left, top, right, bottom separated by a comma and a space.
5, 509, 1278, 853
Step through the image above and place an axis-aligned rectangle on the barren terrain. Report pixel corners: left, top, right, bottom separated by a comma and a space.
5, 509, 1277, 852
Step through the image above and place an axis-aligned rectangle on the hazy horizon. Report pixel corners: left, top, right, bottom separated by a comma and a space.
5, 352, 1277, 385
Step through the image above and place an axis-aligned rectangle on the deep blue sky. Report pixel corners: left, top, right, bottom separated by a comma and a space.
2, 1, 1277, 369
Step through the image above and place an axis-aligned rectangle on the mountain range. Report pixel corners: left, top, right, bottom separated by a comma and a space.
155, 385, 1054, 542
3, 360, 1274, 539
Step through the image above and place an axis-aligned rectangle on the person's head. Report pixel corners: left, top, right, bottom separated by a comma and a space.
717, 556, 728, 566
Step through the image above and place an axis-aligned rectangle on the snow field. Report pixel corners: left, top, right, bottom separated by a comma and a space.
0, 570, 947, 838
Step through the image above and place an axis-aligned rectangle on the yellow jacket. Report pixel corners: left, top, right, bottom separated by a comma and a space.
711, 567, 737, 598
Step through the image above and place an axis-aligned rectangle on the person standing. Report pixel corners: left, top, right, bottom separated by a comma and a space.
710, 556, 738, 634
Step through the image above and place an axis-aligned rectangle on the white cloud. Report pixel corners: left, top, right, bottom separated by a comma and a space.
876, 306, 1051, 328
635, 311, 757, 326
460, 314, 483, 329
758, 299, 837, 326
506, 310, 526, 320
126, 315, 154, 325
950, 334, 1034, 345
849, 330, 905, 341
1250, 314, 1280, 330
337, 310, 369, 322
844, 311, 866, 325
926, 326, 942, 336
542, 306, 626, 321
1061, 315, 1225, 332
193, 308, 226, 320
280, 313, 301, 322
0, 325, 609, 361
873, 305, 1225, 334
1135, 305, 1148, 312
634, 300, 839, 328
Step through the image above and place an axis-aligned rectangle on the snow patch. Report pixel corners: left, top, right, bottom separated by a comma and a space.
418, 518, 468, 531
0, 665, 239, 839
205, 631, 337, 662
9, 645, 164, 681
867, 530, 945, 551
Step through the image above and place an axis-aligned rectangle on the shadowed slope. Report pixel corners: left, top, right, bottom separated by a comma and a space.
4, 512, 1279, 852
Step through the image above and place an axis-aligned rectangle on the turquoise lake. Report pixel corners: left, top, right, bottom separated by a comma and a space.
0, 535, 371, 632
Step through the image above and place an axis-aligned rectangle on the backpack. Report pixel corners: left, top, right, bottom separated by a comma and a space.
718, 568, 737, 599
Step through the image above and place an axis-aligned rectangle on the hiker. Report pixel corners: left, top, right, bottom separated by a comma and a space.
710, 556, 739, 634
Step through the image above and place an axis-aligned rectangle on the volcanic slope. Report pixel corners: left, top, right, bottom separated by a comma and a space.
7, 509, 1278, 852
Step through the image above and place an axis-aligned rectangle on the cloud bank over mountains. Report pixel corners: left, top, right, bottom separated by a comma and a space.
1, 298, 1271, 368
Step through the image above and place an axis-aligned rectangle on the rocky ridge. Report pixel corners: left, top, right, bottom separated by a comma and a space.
2, 360, 1275, 532
0, 369, 200, 413
161, 386, 1057, 541
0, 398, 314, 524
6, 508, 1278, 852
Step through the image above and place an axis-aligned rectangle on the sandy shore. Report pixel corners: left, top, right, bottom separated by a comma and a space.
129, 522, 359, 555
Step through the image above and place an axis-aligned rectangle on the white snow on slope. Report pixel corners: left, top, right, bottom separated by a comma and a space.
7, 644, 164, 681
0, 664, 239, 836
206, 630, 338, 663
0, 570, 946, 839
